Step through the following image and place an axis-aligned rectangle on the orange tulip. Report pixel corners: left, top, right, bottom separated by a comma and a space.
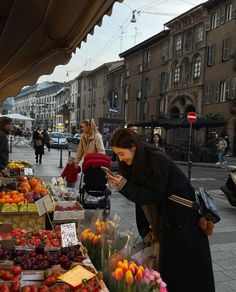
135, 267, 143, 282
92, 234, 102, 245
122, 259, 129, 274
113, 267, 124, 281
117, 261, 123, 269
88, 232, 95, 241
95, 220, 102, 234
125, 270, 134, 286
129, 262, 138, 275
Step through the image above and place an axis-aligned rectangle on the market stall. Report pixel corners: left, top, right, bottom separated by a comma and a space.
0, 160, 167, 292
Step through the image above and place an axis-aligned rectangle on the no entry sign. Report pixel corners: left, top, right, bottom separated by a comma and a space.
187, 112, 197, 123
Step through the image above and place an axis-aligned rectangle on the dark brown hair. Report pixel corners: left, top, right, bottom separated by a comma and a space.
111, 128, 146, 182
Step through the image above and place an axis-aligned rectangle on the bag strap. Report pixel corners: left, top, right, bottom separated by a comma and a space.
169, 194, 199, 210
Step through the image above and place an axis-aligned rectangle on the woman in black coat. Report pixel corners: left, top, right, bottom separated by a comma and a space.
33, 126, 44, 164
108, 128, 215, 292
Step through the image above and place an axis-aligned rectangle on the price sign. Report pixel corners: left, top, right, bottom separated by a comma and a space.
24, 168, 33, 176
61, 223, 79, 247
59, 264, 95, 287
35, 194, 54, 216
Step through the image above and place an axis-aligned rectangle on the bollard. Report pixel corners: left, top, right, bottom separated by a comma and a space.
59, 146, 63, 168
188, 160, 192, 181
68, 148, 71, 157
9, 136, 13, 153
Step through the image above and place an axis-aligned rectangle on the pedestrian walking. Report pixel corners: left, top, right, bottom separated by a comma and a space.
33, 126, 44, 164
75, 119, 105, 163
224, 136, 231, 156
107, 128, 215, 292
43, 129, 51, 151
0, 117, 15, 170
60, 156, 81, 188
216, 137, 227, 166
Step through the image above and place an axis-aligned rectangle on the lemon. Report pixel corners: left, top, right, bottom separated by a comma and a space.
1, 204, 18, 212
19, 204, 28, 212
27, 204, 37, 212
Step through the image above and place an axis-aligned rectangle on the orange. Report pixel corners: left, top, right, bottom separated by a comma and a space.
29, 178, 39, 187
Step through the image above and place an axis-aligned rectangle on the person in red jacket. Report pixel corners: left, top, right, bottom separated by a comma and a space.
60, 156, 81, 188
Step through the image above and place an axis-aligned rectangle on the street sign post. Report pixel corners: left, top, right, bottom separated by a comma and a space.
187, 112, 197, 181
187, 112, 197, 123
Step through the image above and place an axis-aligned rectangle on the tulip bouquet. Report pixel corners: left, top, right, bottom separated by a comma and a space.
81, 216, 120, 270
110, 259, 168, 292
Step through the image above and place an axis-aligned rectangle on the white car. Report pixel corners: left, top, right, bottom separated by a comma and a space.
49, 132, 68, 149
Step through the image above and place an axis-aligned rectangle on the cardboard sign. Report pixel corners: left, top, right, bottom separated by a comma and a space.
59, 264, 95, 287
60, 223, 78, 247
35, 194, 54, 216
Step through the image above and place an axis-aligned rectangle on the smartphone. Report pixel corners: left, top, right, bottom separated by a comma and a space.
101, 166, 114, 176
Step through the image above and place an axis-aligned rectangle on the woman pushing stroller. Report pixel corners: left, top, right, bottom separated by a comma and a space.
75, 119, 105, 163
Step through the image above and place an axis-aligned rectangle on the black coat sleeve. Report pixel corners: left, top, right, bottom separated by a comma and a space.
119, 154, 171, 205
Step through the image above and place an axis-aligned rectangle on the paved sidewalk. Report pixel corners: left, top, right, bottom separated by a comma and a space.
9, 146, 236, 292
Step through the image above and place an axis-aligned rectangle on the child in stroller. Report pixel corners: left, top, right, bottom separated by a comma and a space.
79, 153, 111, 212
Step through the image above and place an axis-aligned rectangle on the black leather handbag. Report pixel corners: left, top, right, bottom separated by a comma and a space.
169, 187, 220, 224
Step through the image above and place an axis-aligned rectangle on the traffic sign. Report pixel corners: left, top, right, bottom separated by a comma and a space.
187, 112, 197, 123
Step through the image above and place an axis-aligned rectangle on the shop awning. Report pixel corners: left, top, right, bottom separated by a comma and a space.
128, 117, 226, 130
0, 0, 123, 105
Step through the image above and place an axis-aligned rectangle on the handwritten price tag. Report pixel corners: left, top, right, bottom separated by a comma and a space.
59, 264, 95, 287
61, 223, 79, 247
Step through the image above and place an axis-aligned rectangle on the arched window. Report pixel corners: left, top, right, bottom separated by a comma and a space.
192, 55, 201, 78
173, 62, 180, 83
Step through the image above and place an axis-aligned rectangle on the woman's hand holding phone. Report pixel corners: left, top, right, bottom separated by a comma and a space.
100, 166, 122, 186
107, 174, 123, 186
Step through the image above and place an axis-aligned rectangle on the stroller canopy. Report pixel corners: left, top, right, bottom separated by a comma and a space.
82, 153, 111, 172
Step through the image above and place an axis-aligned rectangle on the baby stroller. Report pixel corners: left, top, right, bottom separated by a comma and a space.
78, 153, 111, 213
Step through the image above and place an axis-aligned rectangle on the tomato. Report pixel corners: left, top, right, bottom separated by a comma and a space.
45, 276, 57, 287
30, 285, 39, 292
0, 284, 10, 292
11, 265, 22, 275
22, 287, 32, 292
39, 285, 50, 292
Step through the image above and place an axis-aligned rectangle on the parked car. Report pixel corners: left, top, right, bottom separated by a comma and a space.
72, 134, 82, 144
49, 132, 68, 148
63, 132, 73, 142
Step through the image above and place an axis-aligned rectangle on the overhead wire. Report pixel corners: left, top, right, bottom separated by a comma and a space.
90, 0, 171, 63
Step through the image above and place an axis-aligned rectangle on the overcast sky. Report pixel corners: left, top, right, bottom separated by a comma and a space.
38, 0, 204, 83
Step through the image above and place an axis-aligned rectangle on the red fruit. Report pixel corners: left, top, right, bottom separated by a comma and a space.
51, 287, 62, 292
11, 265, 22, 275
1, 271, 13, 281
45, 276, 57, 287
22, 287, 32, 292
0, 284, 10, 292
39, 286, 49, 292
30, 286, 39, 292
39, 286, 50, 292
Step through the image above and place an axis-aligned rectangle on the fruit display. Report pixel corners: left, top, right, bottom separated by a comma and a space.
0, 190, 25, 205
0, 228, 61, 248
0, 266, 22, 291
7, 160, 32, 170
17, 176, 49, 202
55, 205, 81, 211
0, 244, 85, 270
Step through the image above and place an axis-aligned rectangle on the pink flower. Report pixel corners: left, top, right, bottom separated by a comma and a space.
152, 271, 161, 279
160, 281, 167, 288
160, 286, 168, 292
142, 276, 151, 285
